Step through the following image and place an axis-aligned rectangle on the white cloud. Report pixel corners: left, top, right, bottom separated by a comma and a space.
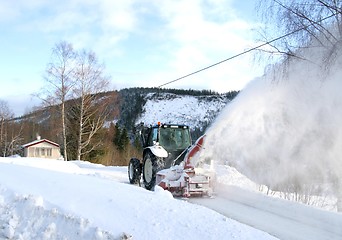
139, 0, 261, 91
0, 2, 17, 22
98, 0, 137, 32
0, 0, 48, 22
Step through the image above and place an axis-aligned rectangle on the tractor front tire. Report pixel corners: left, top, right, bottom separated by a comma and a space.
143, 151, 164, 190
128, 158, 141, 184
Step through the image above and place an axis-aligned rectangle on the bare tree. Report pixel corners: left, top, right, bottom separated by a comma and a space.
0, 100, 22, 156
71, 50, 111, 160
0, 100, 12, 156
44, 41, 76, 161
256, 0, 342, 61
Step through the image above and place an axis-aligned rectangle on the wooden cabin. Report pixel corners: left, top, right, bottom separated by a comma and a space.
22, 136, 61, 159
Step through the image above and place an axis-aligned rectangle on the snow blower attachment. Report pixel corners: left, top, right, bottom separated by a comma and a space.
128, 122, 215, 197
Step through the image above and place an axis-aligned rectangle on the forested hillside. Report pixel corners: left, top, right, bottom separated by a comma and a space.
0, 88, 238, 165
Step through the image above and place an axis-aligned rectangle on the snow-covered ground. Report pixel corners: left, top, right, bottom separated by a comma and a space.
0, 157, 278, 240
1, 157, 341, 240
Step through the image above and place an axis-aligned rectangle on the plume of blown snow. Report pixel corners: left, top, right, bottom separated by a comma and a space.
203, 33, 342, 205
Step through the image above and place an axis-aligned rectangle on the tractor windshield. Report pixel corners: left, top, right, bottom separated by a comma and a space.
159, 127, 191, 151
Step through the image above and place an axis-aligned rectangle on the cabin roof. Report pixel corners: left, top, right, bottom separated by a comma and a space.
22, 139, 60, 148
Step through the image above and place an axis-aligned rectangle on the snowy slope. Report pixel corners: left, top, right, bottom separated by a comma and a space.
0, 157, 277, 240
136, 92, 228, 129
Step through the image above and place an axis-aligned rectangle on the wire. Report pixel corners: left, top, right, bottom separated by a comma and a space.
157, 12, 337, 88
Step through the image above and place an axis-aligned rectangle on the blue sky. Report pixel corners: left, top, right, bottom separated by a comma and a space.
0, 0, 264, 116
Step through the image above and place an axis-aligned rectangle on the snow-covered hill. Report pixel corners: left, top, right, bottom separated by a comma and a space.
136, 92, 229, 130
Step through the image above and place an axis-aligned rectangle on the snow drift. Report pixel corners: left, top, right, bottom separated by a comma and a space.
203, 31, 342, 209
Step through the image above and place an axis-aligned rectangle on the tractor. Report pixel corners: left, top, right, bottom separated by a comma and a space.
128, 122, 214, 197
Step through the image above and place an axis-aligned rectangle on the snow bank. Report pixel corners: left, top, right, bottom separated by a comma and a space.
0, 186, 114, 239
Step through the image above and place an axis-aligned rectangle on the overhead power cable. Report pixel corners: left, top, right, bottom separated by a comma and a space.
157, 12, 337, 88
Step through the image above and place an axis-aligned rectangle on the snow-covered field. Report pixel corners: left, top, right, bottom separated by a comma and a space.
0, 157, 277, 240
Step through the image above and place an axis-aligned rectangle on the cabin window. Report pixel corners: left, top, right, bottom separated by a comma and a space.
47, 148, 52, 156
35, 148, 40, 156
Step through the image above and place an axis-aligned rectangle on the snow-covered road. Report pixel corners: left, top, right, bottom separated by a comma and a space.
189, 184, 342, 240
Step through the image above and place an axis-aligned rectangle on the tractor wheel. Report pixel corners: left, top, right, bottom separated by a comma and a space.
143, 151, 164, 190
128, 158, 141, 184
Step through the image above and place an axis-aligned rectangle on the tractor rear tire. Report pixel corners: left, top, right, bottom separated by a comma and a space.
143, 151, 164, 190
128, 158, 141, 184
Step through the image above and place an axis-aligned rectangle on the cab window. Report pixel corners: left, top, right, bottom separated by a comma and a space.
148, 127, 159, 145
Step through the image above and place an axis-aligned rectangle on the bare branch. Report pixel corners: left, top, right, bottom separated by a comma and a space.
257, 0, 342, 66
71, 50, 111, 160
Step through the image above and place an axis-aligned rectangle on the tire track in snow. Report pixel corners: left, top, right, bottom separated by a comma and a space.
189, 184, 342, 240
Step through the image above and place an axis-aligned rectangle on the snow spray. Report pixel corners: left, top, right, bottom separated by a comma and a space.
202, 34, 342, 206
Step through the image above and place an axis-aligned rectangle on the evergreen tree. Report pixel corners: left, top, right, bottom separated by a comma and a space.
133, 134, 142, 152
113, 123, 121, 148
119, 127, 129, 151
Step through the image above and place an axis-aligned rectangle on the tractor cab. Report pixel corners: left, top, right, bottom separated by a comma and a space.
143, 123, 191, 168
